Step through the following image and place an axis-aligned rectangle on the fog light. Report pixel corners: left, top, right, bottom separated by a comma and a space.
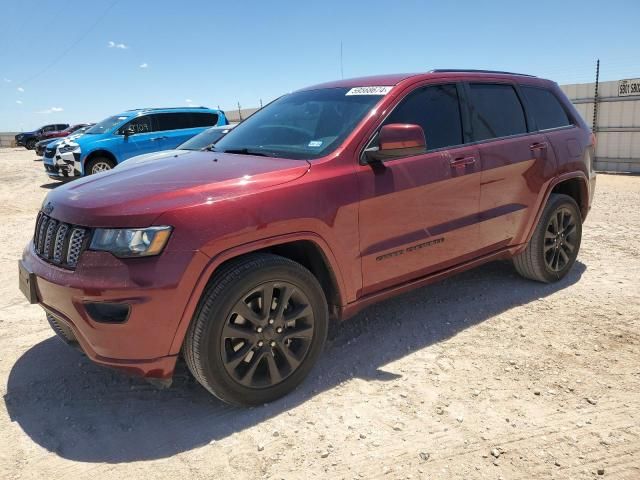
85, 302, 130, 323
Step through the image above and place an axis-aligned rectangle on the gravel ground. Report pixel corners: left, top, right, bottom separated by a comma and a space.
0, 148, 639, 480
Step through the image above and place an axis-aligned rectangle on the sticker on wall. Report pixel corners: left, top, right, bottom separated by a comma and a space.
345, 86, 393, 96
308, 140, 323, 147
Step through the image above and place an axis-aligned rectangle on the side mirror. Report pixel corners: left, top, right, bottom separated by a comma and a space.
364, 123, 427, 164
123, 126, 135, 137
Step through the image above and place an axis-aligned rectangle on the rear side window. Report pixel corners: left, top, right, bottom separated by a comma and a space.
521, 86, 571, 130
468, 83, 527, 141
154, 113, 191, 131
190, 112, 219, 127
384, 84, 463, 150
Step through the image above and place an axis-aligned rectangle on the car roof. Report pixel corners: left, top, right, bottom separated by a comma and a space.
299, 70, 553, 91
124, 107, 220, 114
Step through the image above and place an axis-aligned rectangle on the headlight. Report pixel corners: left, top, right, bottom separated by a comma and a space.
59, 143, 80, 154
89, 226, 172, 258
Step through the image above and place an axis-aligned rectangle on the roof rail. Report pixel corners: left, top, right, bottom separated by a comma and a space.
124, 106, 211, 112
429, 69, 536, 77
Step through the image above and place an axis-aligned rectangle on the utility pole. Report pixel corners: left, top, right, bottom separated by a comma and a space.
592, 59, 600, 133
237, 101, 242, 121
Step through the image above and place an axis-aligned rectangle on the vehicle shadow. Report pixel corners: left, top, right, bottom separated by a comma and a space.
4, 260, 586, 463
39, 182, 62, 190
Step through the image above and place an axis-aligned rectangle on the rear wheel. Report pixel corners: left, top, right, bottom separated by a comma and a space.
26, 138, 37, 150
86, 157, 115, 175
183, 253, 328, 406
513, 193, 582, 283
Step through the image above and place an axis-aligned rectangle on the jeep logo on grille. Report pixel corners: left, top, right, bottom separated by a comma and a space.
43, 202, 54, 215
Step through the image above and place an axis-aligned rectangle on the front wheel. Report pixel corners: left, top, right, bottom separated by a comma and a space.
86, 156, 115, 175
26, 138, 37, 150
513, 193, 582, 283
183, 253, 328, 406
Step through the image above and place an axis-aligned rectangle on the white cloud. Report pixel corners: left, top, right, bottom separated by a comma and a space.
139, 63, 148, 68
185, 98, 193, 103
37, 106, 64, 114
17, 86, 24, 92
108, 40, 128, 49
3, 78, 11, 83
16, 100, 22, 104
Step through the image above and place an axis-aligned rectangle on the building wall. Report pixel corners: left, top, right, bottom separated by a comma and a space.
561, 80, 640, 173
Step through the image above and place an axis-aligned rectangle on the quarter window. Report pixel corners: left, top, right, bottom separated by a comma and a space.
521, 86, 571, 130
468, 83, 527, 141
190, 112, 219, 127
383, 84, 463, 151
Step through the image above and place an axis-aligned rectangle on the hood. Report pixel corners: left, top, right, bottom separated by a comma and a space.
116, 149, 189, 168
44, 150, 311, 227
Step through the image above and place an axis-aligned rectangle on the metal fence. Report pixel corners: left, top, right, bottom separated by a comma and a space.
561, 79, 640, 173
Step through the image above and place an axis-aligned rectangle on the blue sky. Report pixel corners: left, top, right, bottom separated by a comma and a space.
1, 0, 638, 131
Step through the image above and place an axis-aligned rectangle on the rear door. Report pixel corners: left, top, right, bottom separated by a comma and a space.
358, 83, 482, 295
155, 112, 220, 149
467, 82, 556, 250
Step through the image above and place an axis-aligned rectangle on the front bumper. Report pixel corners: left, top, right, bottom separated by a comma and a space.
43, 151, 80, 180
21, 241, 210, 379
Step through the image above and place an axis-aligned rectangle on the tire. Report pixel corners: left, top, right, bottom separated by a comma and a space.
183, 253, 328, 406
26, 138, 37, 150
513, 193, 582, 283
86, 156, 115, 175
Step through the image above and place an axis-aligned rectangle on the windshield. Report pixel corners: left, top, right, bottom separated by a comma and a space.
213, 87, 385, 160
178, 126, 233, 150
85, 115, 129, 134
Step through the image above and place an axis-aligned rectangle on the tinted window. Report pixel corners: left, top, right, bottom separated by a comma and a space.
190, 112, 219, 127
383, 84, 463, 150
521, 86, 571, 130
120, 115, 153, 134
154, 113, 191, 131
469, 84, 527, 141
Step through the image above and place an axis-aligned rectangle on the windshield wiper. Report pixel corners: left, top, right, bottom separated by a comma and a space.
222, 148, 271, 157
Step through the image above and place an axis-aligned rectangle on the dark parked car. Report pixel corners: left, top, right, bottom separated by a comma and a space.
35, 124, 93, 156
20, 70, 596, 406
15, 124, 69, 150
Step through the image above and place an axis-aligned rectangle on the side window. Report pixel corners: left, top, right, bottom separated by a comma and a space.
383, 84, 463, 151
154, 113, 192, 131
468, 83, 527, 141
57, 124, 67, 130
521, 86, 571, 130
42, 125, 55, 132
119, 115, 153, 134
189, 112, 219, 128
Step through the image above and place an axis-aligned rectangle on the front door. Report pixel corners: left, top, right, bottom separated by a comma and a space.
358, 83, 482, 296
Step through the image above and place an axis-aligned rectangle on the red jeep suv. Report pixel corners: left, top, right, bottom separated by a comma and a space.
19, 70, 596, 405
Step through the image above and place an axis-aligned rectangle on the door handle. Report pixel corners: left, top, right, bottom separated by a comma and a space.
449, 156, 476, 167
530, 142, 548, 151
151, 136, 168, 141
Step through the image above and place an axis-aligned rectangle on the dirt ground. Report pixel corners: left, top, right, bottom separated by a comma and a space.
0, 147, 638, 480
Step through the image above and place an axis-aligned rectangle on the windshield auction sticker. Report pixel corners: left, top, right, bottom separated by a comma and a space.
346, 86, 393, 96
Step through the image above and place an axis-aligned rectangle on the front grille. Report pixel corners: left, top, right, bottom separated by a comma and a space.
33, 213, 89, 269
44, 164, 60, 173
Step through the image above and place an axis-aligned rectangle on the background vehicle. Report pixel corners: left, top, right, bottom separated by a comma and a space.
47, 107, 227, 179
117, 124, 237, 168
35, 124, 93, 156
15, 123, 69, 150
42, 125, 93, 175
20, 71, 595, 406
